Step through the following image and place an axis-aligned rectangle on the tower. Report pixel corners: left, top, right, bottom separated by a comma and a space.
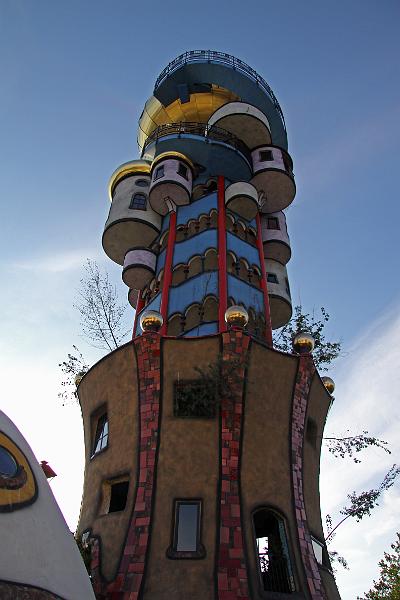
77, 50, 341, 600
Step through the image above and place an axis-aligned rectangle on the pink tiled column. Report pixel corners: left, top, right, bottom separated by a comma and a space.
91, 333, 161, 600
291, 354, 326, 599
217, 330, 250, 600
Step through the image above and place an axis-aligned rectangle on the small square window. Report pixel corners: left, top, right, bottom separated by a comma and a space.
177, 162, 188, 180
267, 217, 280, 230
92, 413, 108, 457
154, 165, 164, 180
259, 149, 274, 162
267, 273, 278, 284
135, 179, 149, 187
129, 193, 147, 210
174, 380, 216, 418
167, 499, 205, 558
109, 481, 129, 513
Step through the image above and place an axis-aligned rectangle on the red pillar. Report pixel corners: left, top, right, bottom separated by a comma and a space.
132, 290, 145, 339
160, 210, 177, 335
256, 212, 273, 346
217, 176, 228, 332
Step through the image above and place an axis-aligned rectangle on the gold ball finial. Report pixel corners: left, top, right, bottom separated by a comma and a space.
140, 310, 163, 333
292, 331, 315, 354
74, 371, 86, 387
225, 305, 249, 329
321, 376, 335, 395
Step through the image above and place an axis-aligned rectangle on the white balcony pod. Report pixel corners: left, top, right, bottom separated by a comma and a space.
265, 259, 292, 329
261, 211, 291, 265
225, 182, 259, 220
122, 247, 157, 290
208, 102, 272, 149
103, 161, 161, 265
149, 152, 194, 216
251, 146, 295, 213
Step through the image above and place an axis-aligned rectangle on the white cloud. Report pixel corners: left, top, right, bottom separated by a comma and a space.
320, 303, 400, 599
12, 248, 102, 273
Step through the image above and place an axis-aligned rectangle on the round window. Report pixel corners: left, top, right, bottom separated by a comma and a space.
0, 445, 18, 477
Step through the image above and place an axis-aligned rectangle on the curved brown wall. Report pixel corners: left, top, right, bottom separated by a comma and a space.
143, 336, 220, 600
77, 343, 139, 581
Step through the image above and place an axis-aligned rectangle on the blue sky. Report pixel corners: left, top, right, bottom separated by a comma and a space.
1, 1, 399, 598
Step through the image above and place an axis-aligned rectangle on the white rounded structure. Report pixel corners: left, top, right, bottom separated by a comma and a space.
251, 146, 295, 213
0, 410, 95, 599
265, 259, 292, 329
103, 161, 161, 265
261, 211, 291, 264
122, 248, 157, 290
225, 181, 259, 220
149, 153, 194, 215
208, 101, 271, 149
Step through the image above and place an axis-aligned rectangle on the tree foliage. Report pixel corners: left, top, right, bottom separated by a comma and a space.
74, 259, 129, 352
58, 345, 89, 406
324, 431, 391, 463
358, 533, 400, 599
273, 305, 341, 371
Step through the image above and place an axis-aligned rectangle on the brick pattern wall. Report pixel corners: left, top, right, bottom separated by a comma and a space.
91, 333, 161, 600
0, 582, 61, 599
217, 330, 250, 600
291, 354, 326, 599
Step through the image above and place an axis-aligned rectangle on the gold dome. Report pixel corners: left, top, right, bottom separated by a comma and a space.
140, 310, 164, 333
225, 305, 249, 328
292, 331, 315, 354
321, 376, 335, 395
74, 371, 86, 387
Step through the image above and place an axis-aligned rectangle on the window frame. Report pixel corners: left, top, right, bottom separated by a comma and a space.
267, 273, 279, 285
129, 192, 147, 211
135, 178, 150, 188
167, 498, 205, 559
91, 410, 109, 459
259, 149, 274, 163
154, 165, 165, 181
267, 216, 280, 230
177, 162, 189, 180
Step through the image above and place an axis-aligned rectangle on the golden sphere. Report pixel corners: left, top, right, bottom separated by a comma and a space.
140, 310, 163, 332
293, 331, 315, 354
74, 371, 86, 387
225, 305, 249, 328
321, 376, 335, 394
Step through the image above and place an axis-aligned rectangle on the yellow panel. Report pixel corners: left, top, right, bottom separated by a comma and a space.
137, 86, 240, 149
0, 432, 37, 510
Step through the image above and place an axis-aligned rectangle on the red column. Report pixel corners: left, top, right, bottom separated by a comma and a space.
217, 176, 228, 332
256, 212, 273, 346
160, 210, 177, 335
132, 290, 145, 339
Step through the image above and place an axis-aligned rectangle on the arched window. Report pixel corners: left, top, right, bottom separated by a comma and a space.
129, 193, 147, 210
135, 179, 150, 188
253, 508, 295, 593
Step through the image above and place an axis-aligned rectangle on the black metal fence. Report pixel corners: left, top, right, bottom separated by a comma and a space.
154, 50, 286, 131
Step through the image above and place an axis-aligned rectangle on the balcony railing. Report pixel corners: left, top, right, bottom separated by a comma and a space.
143, 121, 252, 165
154, 50, 286, 131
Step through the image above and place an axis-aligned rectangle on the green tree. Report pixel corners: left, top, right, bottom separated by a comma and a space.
358, 533, 400, 599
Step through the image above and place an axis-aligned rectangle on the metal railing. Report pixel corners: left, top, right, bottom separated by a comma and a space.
154, 50, 286, 131
143, 121, 252, 164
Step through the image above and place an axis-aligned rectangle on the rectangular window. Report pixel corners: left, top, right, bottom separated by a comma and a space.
109, 480, 129, 513
267, 273, 278, 284
174, 380, 216, 418
267, 216, 280, 230
259, 149, 274, 162
92, 413, 108, 457
154, 165, 164, 180
177, 162, 188, 180
167, 499, 205, 558
129, 193, 147, 210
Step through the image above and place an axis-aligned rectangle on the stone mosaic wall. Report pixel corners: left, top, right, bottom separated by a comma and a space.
291, 354, 326, 599
217, 330, 251, 600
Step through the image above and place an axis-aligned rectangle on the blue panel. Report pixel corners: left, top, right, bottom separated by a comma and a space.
226, 232, 260, 266
173, 229, 217, 266
135, 293, 161, 335
227, 275, 264, 313
168, 271, 218, 315
183, 321, 218, 337
156, 248, 166, 274
177, 193, 217, 225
